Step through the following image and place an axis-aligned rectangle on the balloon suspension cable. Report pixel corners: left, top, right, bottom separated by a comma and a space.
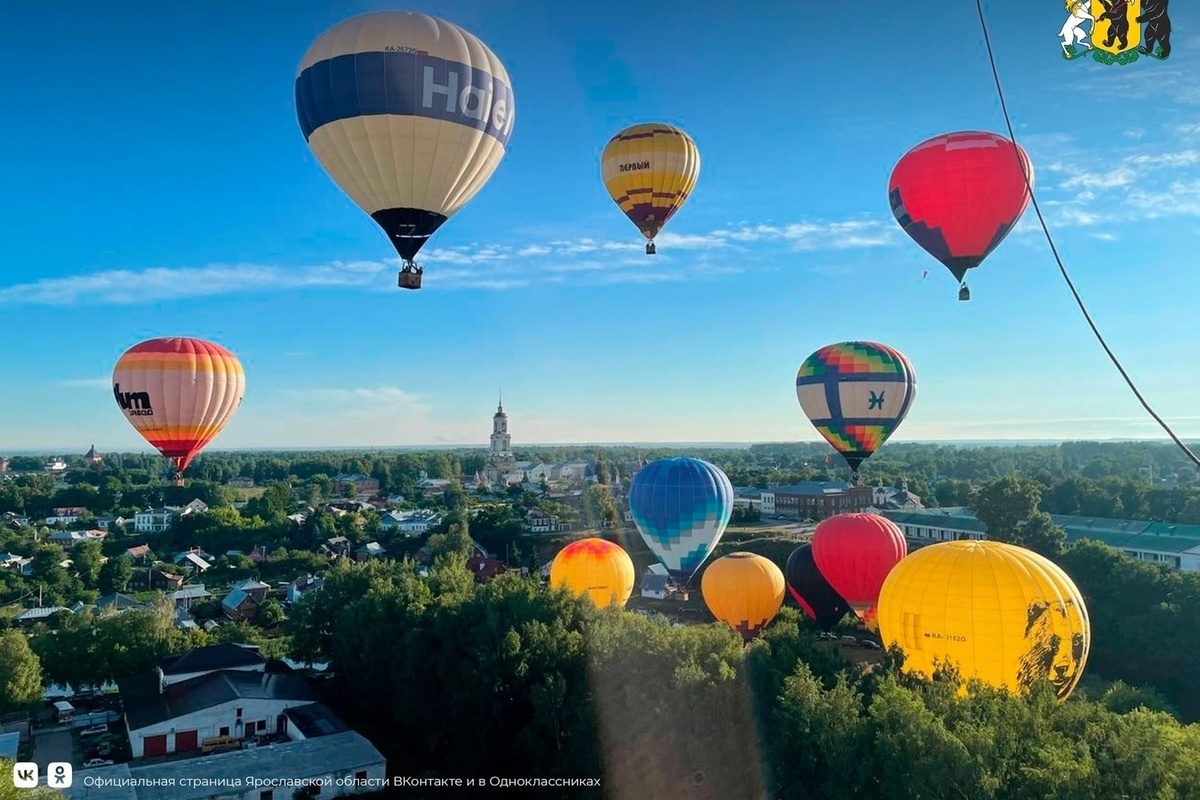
973, 0, 1200, 470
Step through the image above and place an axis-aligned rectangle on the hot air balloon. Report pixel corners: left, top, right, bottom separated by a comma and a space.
701, 553, 786, 642
877, 540, 1090, 700
888, 131, 1033, 301
796, 341, 916, 477
112, 338, 245, 485
628, 457, 733, 586
811, 513, 907, 620
784, 544, 851, 630
295, 12, 515, 290
601, 123, 700, 255
550, 538, 635, 608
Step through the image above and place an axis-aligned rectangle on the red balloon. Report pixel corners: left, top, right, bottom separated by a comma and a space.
811, 513, 907, 619
888, 131, 1032, 288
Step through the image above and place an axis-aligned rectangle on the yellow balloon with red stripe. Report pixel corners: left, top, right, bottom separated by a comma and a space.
112, 337, 246, 476
601, 123, 700, 255
550, 538, 635, 608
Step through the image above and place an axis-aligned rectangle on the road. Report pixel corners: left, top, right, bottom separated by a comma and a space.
31, 728, 72, 772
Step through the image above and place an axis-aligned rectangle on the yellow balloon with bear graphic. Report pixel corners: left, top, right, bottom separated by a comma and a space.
875, 540, 1090, 700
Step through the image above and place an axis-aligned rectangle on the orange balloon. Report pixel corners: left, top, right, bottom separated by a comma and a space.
701, 552, 786, 641
550, 538, 636, 608
112, 337, 245, 475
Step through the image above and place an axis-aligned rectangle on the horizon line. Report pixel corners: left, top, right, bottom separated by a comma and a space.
3, 436, 1198, 457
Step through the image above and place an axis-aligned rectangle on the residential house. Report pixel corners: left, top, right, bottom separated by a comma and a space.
95, 593, 145, 615
173, 549, 214, 574
331, 473, 380, 497
93, 515, 119, 531
465, 555, 507, 583
355, 542, 386, 562
45, 458, 68, 473
46, 530, 106, 547
319, 536, 353, 559
45, 507, 89, 526
287, 575, 324, 605
380, 509, 442, 535
415, 538, 491, 567
524, 508, 568, 534
640, 573, 671, 600
221, 580, 271, 622
151, 570, 184, 592
227, 476, 255, 488
419, 478, 453, 497
170, 585, 213, 609
13, 607, 70, 627
134, 508, 175, 534
1, 512, 30, 528
125, 545, 155, 564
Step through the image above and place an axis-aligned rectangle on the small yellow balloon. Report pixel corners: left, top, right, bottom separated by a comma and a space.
701, 552, 786, 641
876, 540, 1090, 700
550, 538, 635, 608
601, 123, 700, 252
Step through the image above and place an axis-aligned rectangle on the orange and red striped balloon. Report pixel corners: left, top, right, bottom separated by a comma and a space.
112, 337, 245, 475
550, 538, 635, 608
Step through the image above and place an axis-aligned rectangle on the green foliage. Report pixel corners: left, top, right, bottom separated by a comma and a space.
288, 559, 1200, 798
0, 630, 43, 712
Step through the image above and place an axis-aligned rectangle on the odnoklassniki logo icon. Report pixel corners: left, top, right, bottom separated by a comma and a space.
1059, 0, 1172, 65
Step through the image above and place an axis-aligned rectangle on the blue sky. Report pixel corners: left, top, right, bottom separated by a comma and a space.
1, 1, 1199, 452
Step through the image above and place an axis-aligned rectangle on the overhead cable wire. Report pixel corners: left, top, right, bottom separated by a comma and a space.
973, 0, 1200, 469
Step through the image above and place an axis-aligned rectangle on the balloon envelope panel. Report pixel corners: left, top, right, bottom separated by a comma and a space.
702, 552, 786, 641
601, 123, 700, 241
628, 457, 733, 583
811, 513, 907, 616
550, 538, 635, 608
876, 540, 1090, 700
784, 543, 852, 630
112, 337, 245, 473
296, 12, 514, 260
796, 341, 916, 472
888, 131, 1032, 281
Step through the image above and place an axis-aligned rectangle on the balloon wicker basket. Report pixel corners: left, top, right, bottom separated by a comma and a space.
398, 269, 422, 290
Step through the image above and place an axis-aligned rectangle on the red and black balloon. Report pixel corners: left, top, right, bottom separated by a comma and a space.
784, 543, 852, 631
811, 513, 907, 621
888, 130, 1033, 299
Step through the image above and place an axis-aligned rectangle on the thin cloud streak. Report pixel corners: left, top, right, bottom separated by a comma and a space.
54, 377, 111, 389
0, 216, 894, 305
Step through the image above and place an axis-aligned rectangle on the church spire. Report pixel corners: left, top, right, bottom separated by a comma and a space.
497, 388, 504, 415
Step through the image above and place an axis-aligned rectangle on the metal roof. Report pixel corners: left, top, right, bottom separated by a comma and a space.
120, 668, 315, 731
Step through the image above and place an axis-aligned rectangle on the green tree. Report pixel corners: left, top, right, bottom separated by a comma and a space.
969, 475, 1043, 543
0, 630, 43, 712
256, 599, 286, 628
73, 540, 104, 588
1019, 510, 1067, 557
98, 556, 134, 595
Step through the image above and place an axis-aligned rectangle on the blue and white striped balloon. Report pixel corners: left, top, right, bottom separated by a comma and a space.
295, 12, 515, 269
628, 457, 734, 585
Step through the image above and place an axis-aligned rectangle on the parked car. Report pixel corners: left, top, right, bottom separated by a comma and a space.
859, 639, 882, 650
817, 631, 838, 641
80, 725, 109, 738
81, 759, 114, 770
840, 635, 859, 645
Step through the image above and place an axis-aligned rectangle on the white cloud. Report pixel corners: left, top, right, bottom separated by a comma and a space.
0, 261, 388, 306
54, 377, 111, 389
0, 216, 894, 305
1123, 128, 1145, 139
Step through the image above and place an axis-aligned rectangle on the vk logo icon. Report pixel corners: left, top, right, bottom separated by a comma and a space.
12, 762, 37, 788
